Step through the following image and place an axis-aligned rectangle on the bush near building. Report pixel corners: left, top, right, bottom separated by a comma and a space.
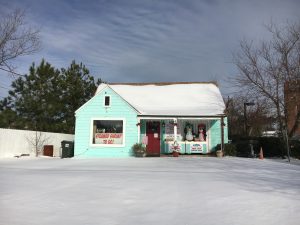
216, 143, 237, 156
230, 136, 283, 158
290, 137, 300, 159
258, 137, 284, 157
221, 136, 299, 158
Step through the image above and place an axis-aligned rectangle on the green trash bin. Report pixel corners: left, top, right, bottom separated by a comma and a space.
61, 141, 74, 158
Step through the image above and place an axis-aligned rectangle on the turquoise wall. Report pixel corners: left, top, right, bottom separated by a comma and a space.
75, 86, 228, 157
74, 86, 138, 157
209, 118, 229, 152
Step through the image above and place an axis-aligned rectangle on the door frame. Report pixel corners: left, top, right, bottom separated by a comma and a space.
146, 121, 161, 156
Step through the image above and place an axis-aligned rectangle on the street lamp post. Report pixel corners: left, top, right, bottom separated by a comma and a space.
244, 102, 255, 136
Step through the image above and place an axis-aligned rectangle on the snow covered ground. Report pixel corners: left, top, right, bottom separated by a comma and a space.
0, 157, 299, 225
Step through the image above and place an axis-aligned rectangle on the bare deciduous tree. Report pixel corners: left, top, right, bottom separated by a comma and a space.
232, 21, 300, 158
225, 96, 274, 137
26, 131, 50, 157
0, 9, 41, 75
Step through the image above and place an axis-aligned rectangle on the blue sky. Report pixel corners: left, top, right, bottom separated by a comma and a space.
0, 0, 300, 98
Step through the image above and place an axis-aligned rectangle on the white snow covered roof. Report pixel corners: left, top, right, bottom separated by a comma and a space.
96, 82, 225, 116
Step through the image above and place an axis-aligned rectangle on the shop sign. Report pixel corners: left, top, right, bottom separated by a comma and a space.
95, 133, 123, 144
164, 134, 183, 141
190, 143, 202, 152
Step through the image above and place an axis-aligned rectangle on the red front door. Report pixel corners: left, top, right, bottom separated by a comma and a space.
146, 121, 161, 156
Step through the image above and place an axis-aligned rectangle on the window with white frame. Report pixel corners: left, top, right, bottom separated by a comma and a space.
92, 119, 124, 145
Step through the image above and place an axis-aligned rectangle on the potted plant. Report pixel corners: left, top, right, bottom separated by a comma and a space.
132, 143, 146, 157
172, 141, 180, 157
216, 149, 223, 158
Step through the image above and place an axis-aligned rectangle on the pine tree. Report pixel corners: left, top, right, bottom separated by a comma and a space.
60, 61, 101, 133
0, 59, 101, 133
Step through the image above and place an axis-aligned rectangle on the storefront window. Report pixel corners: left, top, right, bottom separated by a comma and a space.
178, 120, 208, 142
92, 119, 124, 145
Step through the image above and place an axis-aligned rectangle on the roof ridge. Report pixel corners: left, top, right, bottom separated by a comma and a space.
108, 81, 218, 86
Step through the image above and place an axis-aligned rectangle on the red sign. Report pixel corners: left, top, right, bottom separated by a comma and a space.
95, 133, 123, 144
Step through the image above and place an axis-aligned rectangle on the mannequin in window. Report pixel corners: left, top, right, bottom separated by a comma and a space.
198, 124, 206, 141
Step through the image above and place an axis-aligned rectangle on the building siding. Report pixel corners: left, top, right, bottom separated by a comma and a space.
209, 118, 228, 152
75, 86, 138, 157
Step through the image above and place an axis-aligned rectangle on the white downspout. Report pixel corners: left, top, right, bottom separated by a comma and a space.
137, 118, 141, 143
173, 118, 177, 142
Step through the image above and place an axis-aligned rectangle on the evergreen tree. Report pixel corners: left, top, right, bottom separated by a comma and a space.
60, 61, 101, 133
0, 60, 101, 133
2, 60, 62, 132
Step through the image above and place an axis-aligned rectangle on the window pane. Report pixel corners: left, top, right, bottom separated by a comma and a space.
92, 120, 123, 144
105, 96, 110, 106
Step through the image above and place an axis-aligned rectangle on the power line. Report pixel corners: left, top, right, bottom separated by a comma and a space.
0, 67, 25, 77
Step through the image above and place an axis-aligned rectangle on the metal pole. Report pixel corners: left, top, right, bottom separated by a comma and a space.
244, 103, 247, 136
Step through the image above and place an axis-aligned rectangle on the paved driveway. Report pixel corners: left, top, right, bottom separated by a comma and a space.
0, 157, 299, 225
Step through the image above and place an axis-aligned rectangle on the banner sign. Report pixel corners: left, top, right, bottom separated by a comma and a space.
190, 143, 203, 152
95, 133, 123, 144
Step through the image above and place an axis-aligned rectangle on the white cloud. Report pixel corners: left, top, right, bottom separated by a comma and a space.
1, 0, 300, 98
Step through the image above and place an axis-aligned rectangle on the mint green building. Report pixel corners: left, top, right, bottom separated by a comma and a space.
74, 82, 228, 157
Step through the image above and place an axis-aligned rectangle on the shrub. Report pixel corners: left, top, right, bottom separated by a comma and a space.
132, 143, 146, 157
290, 140, 300, 159
258, 137, 284, 157
233, 140, 259, 157
224, 143, 237, 156
215, 143, 237, 156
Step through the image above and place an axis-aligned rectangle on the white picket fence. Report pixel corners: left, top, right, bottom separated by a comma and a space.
0, 128, 74, 158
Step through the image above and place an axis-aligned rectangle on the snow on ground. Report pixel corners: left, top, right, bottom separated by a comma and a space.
266, 157, 300, 166
0, 157, 299, 225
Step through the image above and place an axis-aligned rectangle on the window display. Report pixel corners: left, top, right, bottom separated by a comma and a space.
92, 120, 124, 145
197, 124, 206, 141
181, 121, 207, 142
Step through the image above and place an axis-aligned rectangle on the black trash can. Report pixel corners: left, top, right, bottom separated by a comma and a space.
61, 141, 74, 158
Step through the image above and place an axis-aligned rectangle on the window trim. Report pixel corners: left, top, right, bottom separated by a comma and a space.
104, 95, 111, 107
90, 117, 126, 147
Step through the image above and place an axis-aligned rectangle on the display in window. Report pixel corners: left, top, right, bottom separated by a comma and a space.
185, 125, 194, 141
184, 122, 194, 141
182, 122, 207, 142
92, 120, 123, 144
164, 121, 182, 141
197, 124, 206, 141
